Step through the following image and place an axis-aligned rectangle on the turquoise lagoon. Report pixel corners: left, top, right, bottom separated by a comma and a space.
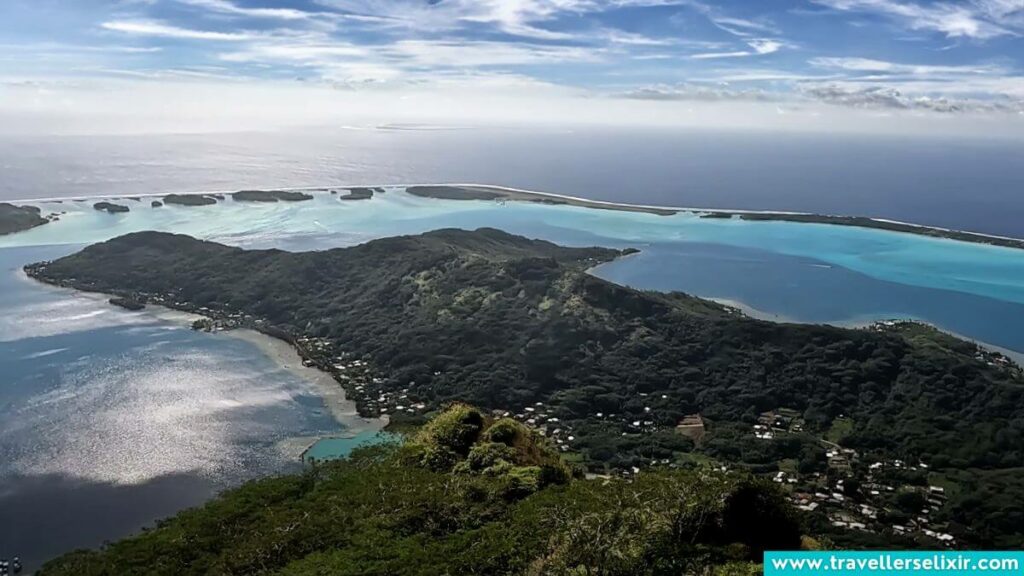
6, 187, 1024, 352
303, 431, 400, 464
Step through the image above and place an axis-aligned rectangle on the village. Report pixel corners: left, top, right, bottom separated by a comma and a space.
68, 286, 973, 551
186, 311, 970, 550
753, 408, 958, 548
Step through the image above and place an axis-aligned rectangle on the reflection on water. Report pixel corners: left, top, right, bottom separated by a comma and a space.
0, 246, 345, 570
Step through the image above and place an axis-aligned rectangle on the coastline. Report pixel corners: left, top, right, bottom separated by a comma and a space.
707, 297, 799, 323
223, 328, 388, 439
833, 315, 1024, 366
7, 182, 1024, 251
713, 291, 1024, 363
17, 268, 389, 459
589, 253, 1024, 361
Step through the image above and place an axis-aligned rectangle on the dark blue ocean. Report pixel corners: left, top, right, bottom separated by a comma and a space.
1, 127, 1022, 236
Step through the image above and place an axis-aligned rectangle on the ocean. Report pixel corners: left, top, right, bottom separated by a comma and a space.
2, 127, 1023, 237
2, 127, 1024, 568
0, 245, 368, 569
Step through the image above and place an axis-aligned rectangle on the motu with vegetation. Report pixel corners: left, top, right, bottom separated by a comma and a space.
232, 190, 314, 202
163, 194, 219, 206
26, 228, 1024, 549
701, 212, 1024, 250
0, 203, 49, 235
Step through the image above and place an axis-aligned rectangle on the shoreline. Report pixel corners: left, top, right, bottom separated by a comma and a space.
707, 297, 799, 323
223, 328, 388, 441
7, 182, 1024, 251
16, 269, 389, 459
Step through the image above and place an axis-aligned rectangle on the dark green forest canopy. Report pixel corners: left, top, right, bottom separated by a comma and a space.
232, 190, 314, 202
26, 228, 1024, 546
0, 202, 48, 235
163, 194, 218, 206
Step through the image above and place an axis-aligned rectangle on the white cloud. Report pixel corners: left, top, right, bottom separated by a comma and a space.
313, 0, 589, 39
809, 56, 1008, 76
811, 0, 1018, 39
803, 83, 1024, 113
690, 38, 785, 59
176, 0, 320, 20
620, 82, 777, 101
212, 35, 601, 84
387, 39, 601, 68
675, 0, 781, 37
101, 20, 259, 41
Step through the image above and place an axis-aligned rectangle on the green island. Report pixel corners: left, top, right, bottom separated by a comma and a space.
0, 203, 49, 235
93, 201, 130, 214
700, 212, 1024, 250
163, 194, 219, 207
340, 187, 384, 201
232, 190, 314, 203
37, 404, 802, 575
24, 228, 1024, 554
407, 184, 1024, 249
406, 185, 679, 216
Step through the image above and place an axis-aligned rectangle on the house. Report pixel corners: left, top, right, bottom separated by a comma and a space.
675, 414, 706, 443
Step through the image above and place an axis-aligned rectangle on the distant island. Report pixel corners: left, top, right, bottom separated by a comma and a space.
232, 190, 314, 202
163, 194, 218, 207
408, 184, 1024, 250
407, 185, 679, 216
26, 227, 1024, 549
0, 203, 49, 235
339, 187, 384, 201
701, 211, 1024, 250
93, 201, 130, 214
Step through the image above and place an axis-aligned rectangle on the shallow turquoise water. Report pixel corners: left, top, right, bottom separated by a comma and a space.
6, 188, 1024, 351
303, 432, 400, 464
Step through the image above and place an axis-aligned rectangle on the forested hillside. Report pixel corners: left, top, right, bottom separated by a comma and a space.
27, 228, 1024, 547
39, 405, 801, 575
0, 203, 48, 235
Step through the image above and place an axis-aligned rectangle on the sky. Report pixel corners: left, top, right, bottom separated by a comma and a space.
1, 0, 1023, 134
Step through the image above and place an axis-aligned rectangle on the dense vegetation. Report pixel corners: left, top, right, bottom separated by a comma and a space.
339, 187, 383, 201
93, 201, 130, 214
700, 211, 1024, 250
232, 190, 314, 202
0, 203, 48, 235
27, 228, 1024, 547
164, 194, 218, 206
406, 185, 677, 215
39, 405, 802, 576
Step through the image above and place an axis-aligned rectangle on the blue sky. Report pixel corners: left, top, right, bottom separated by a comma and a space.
1, 0, 1023, 132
